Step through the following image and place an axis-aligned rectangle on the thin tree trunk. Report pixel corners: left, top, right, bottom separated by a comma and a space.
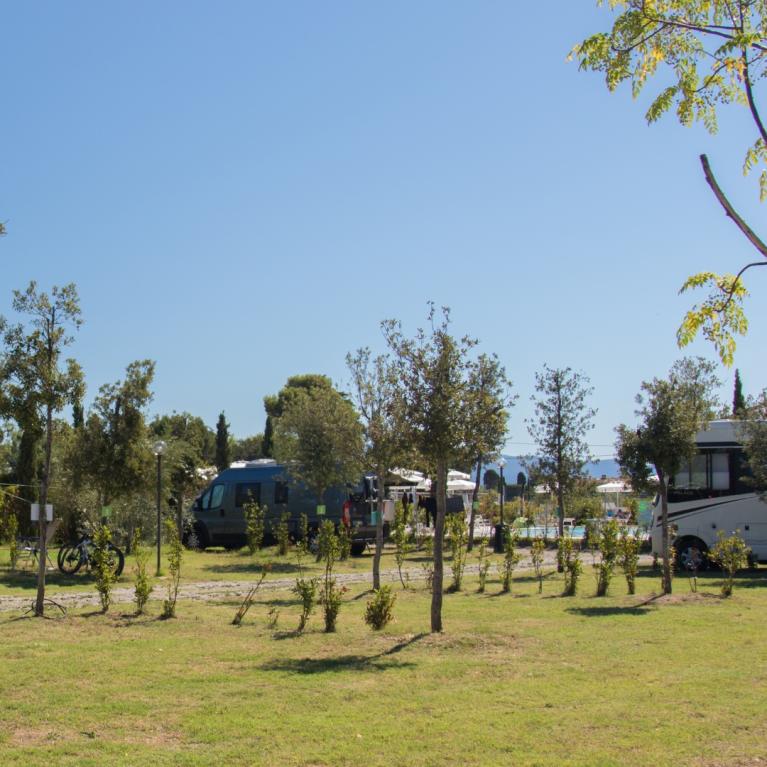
556, 483, 565, 572
372, 463, 384, 590
431, 459, 448, 633
660, 475, 672, 595
467, 455, 482, 552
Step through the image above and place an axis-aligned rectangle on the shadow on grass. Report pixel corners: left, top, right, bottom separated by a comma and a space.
262, 632, 427, 673
566, 605, 656, 617
204, 561, 301, 575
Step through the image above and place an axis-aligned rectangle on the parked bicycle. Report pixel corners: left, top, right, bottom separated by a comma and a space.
57, 534, 125, 577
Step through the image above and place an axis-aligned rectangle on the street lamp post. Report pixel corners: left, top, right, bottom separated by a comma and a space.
494, 457, 507, 554
499, 457, 506, 525
153, 440, 166, 576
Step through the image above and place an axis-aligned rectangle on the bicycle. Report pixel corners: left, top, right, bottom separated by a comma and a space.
57, 534, 125, 577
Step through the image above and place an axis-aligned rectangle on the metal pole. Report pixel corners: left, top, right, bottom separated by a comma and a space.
500, 464, 505, 525
156, 452, 162, 575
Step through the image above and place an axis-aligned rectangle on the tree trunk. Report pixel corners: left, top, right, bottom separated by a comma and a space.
556, 483, 565, 572
34, 402, 54, 617
659, 474, 672, 595
431, 459, 448, 633
372, 463, 384, 590
467, 455, 482, 552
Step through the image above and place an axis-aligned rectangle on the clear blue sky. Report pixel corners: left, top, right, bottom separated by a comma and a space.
2, 2, 766, 459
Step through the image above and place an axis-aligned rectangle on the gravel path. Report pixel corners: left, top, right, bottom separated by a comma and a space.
0, 550, 654, 613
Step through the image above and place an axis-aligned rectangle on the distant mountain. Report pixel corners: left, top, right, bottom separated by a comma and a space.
480, 456, 622, 482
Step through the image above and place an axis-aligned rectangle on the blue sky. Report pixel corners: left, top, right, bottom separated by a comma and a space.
2, 2, 766, 458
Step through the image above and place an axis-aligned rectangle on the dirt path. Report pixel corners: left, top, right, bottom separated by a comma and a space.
0, 550, 654, 613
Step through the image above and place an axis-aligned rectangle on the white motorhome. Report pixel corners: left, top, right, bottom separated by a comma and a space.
650, 420, 767, 566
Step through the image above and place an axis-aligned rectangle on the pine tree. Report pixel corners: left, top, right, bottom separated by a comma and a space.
215, 412, 230, 472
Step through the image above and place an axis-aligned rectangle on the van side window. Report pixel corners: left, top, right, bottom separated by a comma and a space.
274, 481, 289, 505
200, 484, 225, 509
235, 483, 261, 507
209, 484, 225, 509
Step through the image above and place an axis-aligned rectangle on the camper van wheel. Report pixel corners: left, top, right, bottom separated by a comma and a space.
675, 538, 708, 572
350, 541, 366, 557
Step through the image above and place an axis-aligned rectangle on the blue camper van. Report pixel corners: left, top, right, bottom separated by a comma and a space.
188, 459, 380, 554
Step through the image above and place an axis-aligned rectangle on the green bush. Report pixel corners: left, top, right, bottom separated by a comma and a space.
530, 537, 546, 594
275, 511, 291, 556
292, 577, 318, 633
364, 585, 396, 630
594, 520, 619, 597
558, 534, 582, 597
499, 526, 520, 593
708, 530, 750, 598
244, 500, 265, 554
131, 528, 153, 614
318, 520, 343, 632
446, 513, 468, 591
618, 528, 641, 595
476, 537, 490, 593
92, 525, 116, 613
162, 518, 183, 619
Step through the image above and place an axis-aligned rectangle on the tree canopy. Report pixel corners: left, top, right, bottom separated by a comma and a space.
575, 1, 767, 364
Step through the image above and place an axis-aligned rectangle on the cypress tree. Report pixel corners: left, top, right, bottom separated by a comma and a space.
733, 369, 746, 418
215, 412, 230, 471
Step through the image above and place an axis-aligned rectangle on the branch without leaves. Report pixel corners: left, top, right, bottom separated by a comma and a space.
700, 153, 767, 259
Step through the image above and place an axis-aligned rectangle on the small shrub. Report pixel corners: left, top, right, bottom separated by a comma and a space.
6, 512, 18, 570
476, 537, 490, 593
393, 505, 412, 589
708, 530, 750, 597
275, 511, 291, 556
446, 513, 468, 591
338, 521, 352, 561
267, 606, 280, 629
292, 577, 318, 633
499, 526, 520, 593
318, 520, 343, 632
593, 519, 619, 597
92, 525, 116, 613
244, 499, 265, 554
421, 535, 434, 589
131, 528, 153, 614
559, 533, 582, 597
530, 537, 546, 594
364, 585, 396, 630
617, 529, 641, 595
232, 565, 269, 625
162, 518, 183, 619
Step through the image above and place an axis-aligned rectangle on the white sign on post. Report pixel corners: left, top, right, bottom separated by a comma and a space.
30, 504, 53, 521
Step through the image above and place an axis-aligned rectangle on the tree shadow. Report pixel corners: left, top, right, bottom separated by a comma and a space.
203, 561, 301, 575
261, 633, 426, 673
566, 594, 661, 617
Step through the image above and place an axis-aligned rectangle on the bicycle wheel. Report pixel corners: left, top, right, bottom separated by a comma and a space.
58, 544, 83, 574
107, 543, 125, 577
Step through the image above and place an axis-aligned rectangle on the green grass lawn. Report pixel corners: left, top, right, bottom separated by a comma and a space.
1, 558, 766, 766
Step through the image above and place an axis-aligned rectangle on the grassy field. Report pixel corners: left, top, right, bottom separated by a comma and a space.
1, 551, 766, 767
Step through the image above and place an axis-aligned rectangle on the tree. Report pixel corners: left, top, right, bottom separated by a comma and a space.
231, 434, 264, 462
733, 369, 746, 417
526, 366, 596, 538
575, 2, 767, 365
215, 412, 230, 472
76, 361, 155, 510
465, 353, 514, 550
263, 374, 336, 458
741, 389, 767, 492
616, 357, 720, 594
383, 305, 479, 633
483, 468, 500, 491
0, 282, 84, 616
272, 383, 363, 508
347, 347, 403, 589
150, 411, 215, 537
